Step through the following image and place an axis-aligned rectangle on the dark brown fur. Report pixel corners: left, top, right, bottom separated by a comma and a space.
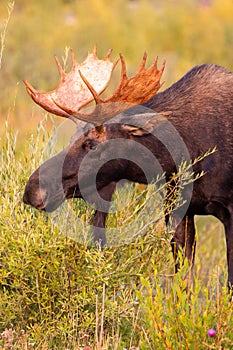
23, 64, 233, 287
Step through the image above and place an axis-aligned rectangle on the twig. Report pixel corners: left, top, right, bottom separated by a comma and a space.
99, 282, 106, 348
0, 1, 14, 70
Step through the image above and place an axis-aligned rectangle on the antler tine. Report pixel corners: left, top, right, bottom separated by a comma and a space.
119, 53, 127, 79
78, 69, 102, 105
160, 59, 166, 75
138, 52, 147, 72
104, 48, 120, 70
70, 49, 78, 69
54, 55, 66, 82
150, 55, 158, 70
24, 79, 38, 97
92, 44, 98, 59
150, 58, 166, 82
143, 55, 163, 79
104, 48, 113, 60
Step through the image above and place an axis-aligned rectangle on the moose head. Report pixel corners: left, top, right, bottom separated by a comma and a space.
23, 46, 168, 220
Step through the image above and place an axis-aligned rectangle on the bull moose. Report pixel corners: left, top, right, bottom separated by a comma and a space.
23, 47, 233, 287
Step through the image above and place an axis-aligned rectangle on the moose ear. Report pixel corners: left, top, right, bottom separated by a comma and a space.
122, 111, 173, 137
122, 125, 150, 136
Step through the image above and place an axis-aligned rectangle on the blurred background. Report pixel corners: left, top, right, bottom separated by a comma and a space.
0, 0, 233, 134
0, 0, 232, 274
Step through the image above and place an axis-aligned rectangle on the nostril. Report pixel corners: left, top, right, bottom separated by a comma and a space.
23, 185, 48, 209
37, 188, 47, 206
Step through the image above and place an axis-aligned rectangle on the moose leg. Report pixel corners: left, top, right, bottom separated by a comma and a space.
171, 215, 196, 273
224, 212, 233, 290
92, 182, 117, 248
205, 201, 233, 292
92, 211, 108, 247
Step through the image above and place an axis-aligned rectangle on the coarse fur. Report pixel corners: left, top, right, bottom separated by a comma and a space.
23, 64, 233, 287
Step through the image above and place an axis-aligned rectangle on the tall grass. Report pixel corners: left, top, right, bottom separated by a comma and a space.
1, 1, 232, 348
0, 1, 14, 70
0, 122, 232, 349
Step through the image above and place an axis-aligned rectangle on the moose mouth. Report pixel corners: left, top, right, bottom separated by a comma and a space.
23, 176, 105, 213
41, 198, 65, 212
23, 187, 66, 213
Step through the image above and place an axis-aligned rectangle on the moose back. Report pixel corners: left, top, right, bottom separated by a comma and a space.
23, 48, 233, 287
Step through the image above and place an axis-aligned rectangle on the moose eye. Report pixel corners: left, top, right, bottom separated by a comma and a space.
83, 141, 98, 151
90, 144, 97, 151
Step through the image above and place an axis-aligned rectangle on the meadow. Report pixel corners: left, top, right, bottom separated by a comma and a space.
1, 0, 233, 349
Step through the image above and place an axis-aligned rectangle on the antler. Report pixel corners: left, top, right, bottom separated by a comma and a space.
24, 46, 165, 124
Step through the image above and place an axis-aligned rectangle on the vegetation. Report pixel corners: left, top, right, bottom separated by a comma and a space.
1, 0, 233, 349
0, 124, 231, 349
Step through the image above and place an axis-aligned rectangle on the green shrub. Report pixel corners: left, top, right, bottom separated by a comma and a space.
0, 122, 231, 349
1, 1, 232, 348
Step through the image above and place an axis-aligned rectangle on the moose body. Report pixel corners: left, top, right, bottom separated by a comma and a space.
23, 49, 233, 287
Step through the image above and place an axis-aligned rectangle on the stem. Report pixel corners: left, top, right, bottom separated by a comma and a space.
0, 1, 14, 70
99, 282, 106, 348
